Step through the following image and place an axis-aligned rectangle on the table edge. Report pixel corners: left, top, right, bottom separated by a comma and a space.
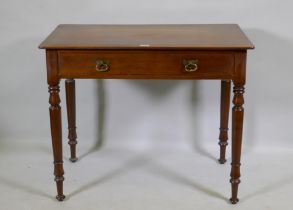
39, 24, 255, 50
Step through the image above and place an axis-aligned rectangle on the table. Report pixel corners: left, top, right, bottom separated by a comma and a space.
39, 24, 254, 204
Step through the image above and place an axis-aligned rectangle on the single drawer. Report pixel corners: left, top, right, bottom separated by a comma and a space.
58, 50, 235, 79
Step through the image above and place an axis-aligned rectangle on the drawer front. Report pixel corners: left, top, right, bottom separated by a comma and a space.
58, 50, 234, 79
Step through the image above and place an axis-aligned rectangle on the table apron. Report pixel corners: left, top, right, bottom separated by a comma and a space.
57, 50, 235, 80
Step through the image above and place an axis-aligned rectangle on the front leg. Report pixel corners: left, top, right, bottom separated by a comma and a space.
49, 83, 65, 201
230, 83, 244, 204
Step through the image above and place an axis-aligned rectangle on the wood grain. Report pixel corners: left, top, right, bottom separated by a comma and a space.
230, 52, 246, 204
39, 24, 254, 50
46, 50, 65, 201
40, 24, 254, 204
58, 50, 235, 79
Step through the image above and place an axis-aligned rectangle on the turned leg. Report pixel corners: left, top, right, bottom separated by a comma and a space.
230, 84, 245, 204
65, 79, 78, 162
218, 80, 231, 164
49, 84, 65, 201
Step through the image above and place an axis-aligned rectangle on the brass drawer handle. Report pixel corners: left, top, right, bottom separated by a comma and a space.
96, 60, 110, 72
183, 59, 199, 72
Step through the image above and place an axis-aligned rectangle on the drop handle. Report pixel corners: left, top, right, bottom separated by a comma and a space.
96, 60, 110, 72
183, 59, 199, 72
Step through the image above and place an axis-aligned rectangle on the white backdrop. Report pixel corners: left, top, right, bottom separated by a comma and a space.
1, 0, 293, 154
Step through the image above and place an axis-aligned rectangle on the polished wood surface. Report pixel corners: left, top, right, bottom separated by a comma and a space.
40, 24, 254, 204
46, 50, 65, 201
230, 52, 246, 204
39, 24, 254, 50
58, 50, 234, 79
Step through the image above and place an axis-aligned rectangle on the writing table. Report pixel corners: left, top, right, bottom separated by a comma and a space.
39, 24, 254, 204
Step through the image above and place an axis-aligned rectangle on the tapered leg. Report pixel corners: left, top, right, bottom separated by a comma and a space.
230, 84, 245, 204
65, 79, 78, 162
49, 84, 65, 201
218, 80, 231, 164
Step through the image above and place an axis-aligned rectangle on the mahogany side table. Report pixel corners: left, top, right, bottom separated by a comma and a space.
39, 24, 254, 204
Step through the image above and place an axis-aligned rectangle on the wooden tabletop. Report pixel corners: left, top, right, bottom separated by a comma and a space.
39, 24, 254, 50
